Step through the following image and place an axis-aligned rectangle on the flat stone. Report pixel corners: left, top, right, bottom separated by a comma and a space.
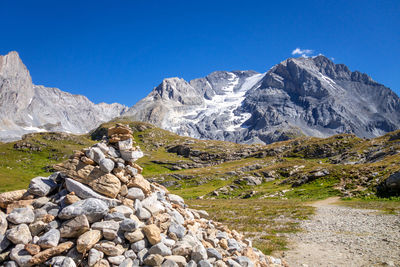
7, 207, 34, 224
108, 255, 125, 265
6, 224, 32, 244
58, 214, 89, 238
76, 230, 102, 253
10, 244, 32, 267
89, 173, 121, 199
0, 190, 27, 209
99, 158, 114, 173
28, 176, 57, 197
92, 220, 120, 232
108, 124, 132, 137
120, 149, 144, 162
124, 229, 145, 243
127, 174, 151, 194
28, 241, 74, 265
143, 224, 161, 245
112, 205, 133, 217
118, 138, 133, 151
104, 212, 126, 221
58, 198, 108, 223
148, 242, 172, 256
94, 241, 125, 256
65, 178, 120, 207
38, 229, 60, 249
126, 187, 145, 200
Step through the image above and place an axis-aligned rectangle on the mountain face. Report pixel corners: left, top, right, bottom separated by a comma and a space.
125, 56, 400, 144
2, 51, 399, 144
0, 52, 128, 141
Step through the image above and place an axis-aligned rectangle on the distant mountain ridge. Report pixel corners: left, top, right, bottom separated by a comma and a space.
0, 51, 128, 141
1, 51, 400, 144
125, 55, 400, 144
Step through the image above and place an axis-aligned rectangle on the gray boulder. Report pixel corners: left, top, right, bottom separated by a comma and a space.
59, 214, 90, 238
384, 172, 400, 193
7, 208, 34, 224
120, 219, 138, 232
136, 207, 151, 220
126, 187, 145, 200
99, 158, 115, 173
28, 176, 57, 196
37, 229, 60, 248
58, 198, 108, 223
148, 242, 172, 256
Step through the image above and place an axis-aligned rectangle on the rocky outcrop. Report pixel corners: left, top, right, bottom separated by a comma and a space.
0, 51, 128, 142
0, 124, 285, 266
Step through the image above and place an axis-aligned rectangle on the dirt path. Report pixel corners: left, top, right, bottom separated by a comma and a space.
281, 197, 400, 267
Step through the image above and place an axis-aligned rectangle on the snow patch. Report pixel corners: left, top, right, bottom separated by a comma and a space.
22, 126, 45, 132
169, 72, 264, 133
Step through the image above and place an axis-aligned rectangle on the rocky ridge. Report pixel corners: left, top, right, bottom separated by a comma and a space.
0, 124, 284, 267
0, 51, 128, 142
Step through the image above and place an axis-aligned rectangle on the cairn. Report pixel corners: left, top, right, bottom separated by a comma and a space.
0, 124, 286, 267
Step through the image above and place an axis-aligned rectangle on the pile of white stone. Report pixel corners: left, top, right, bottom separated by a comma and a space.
0, 124, 286, 267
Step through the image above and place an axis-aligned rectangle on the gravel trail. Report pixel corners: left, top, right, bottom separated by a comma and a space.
282, 198, 400, 267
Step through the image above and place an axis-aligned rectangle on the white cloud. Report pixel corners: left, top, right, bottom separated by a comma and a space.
291, 48, 314, 57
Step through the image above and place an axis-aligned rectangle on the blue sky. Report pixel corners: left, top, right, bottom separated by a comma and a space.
1, 0, 399, 106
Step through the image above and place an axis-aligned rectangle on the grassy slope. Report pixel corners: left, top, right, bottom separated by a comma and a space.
1, 119, 399, 254
0, 132, 95, 192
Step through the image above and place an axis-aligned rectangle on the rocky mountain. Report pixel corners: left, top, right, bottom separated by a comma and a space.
0, 51, 128, 142
125, 56, 400, 144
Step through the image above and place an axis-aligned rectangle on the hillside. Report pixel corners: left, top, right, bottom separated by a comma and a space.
2, 120, 400, 199
1, 120, 399, 257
